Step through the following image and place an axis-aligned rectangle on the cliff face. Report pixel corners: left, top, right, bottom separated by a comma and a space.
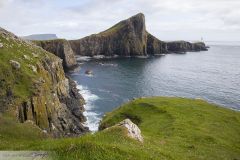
69, 13, 207, 57
70, 13, 148, 57
34, 39, 77, 71
0, 28, 88, 137
146, 33, 168, 55
147, 34, 208, 54
166, 41, 207, 53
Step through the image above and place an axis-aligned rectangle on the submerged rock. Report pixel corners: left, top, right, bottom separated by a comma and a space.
85, 70, 93, 75
0, 43, 3, 48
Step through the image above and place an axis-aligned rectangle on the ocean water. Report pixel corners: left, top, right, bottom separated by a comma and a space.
70, 42, 240, 131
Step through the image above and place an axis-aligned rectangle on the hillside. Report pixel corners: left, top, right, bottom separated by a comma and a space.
0, 97, 239, 160
0, 27, 88, 137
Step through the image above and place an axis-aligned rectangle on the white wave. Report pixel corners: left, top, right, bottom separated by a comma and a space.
93, 55, 105, 59
135, 55, 149, 58
76, 56, 91, 61
98, 62, 118, 67
76, 84, 101, 131
83, 111, 101, 131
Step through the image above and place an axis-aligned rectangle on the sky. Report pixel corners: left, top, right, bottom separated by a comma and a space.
0, 0, 240, 41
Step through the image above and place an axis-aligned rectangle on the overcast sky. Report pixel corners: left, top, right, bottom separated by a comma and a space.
0, 0, 239, 41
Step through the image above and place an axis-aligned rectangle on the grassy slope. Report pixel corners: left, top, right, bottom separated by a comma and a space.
0, 97, 239, 160
0, 32, 57, 103
0, 31, 58, 149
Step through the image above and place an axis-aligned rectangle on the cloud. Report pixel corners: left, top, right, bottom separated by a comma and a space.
0, 0, 239, 41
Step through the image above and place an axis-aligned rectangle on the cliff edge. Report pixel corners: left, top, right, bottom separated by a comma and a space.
0, 27, 88, 137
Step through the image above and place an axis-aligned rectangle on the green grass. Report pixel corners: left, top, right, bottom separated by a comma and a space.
0, 97, 239, 160
0, 34, 43, 100
98, 21, 125, 36
0, 32, 60, 108
0, 114, 48, 150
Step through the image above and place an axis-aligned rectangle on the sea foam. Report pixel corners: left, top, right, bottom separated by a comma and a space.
76, 84, 101, 131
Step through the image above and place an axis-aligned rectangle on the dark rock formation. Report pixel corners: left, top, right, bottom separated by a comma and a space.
0, 27, 88, 137
146, 33, 168, 55
34, 39, 78, 70
69, 13, 207, 57
166, 41, 207, 53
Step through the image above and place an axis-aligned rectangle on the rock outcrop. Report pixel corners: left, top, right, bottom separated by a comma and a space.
105, 119, 143, 142
166, 41, 208, 53
34, 39, 77, 71
0, 27, 88, 137
69, 13, 207, 57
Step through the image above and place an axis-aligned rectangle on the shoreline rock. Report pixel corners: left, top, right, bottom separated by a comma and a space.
105, 119, 143, 143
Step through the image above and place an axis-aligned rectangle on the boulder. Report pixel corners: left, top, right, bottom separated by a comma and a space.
116, 119, 143, 142
28, 65, 37, 73
0, 43, 3, 48
9, 60, 21, 69
23, 55, 30, 60
32, 52, 39, 58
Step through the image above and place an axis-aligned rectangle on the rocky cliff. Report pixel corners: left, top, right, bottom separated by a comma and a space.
70, 13, 148, 57
0, 27, 88, 137
69, 13, 207, 57
34, 39, 77, 71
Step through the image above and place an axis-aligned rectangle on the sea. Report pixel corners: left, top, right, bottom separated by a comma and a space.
69, 41, 240, 131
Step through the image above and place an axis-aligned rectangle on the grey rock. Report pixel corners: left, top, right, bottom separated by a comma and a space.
9, 60, 21, 69
116, 119, 143, 142
23, 54, 30, 60
0, 43, 3, 48
32, 52, 39, 58
28, 64, 37, 73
